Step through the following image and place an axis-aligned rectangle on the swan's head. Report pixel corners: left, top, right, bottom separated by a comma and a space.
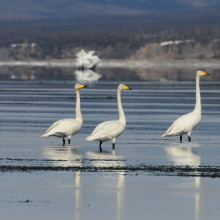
118, 84, 132, 91
75, 84, 87, 90
196, 70, 210, 77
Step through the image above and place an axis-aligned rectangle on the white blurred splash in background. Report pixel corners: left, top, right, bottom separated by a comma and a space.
75, 49, 101, 70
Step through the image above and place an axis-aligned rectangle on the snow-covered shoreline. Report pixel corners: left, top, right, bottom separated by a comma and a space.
0, 60, 219, 69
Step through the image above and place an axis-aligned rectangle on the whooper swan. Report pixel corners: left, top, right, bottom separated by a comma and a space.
86, 84, 132, 152
161, 70, 210, 142
41, 84, 86, 145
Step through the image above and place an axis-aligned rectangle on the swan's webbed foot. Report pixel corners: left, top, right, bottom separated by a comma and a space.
112, 143, 115, 150
180, 135, 182, 143
188, 136, 191, 142
68, 139, 70, 145
99, 141, 102, 152
63, 138, 65, 146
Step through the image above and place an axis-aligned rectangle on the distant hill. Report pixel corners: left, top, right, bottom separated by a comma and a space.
0, 0, 220, 63
0, 0, 220, 22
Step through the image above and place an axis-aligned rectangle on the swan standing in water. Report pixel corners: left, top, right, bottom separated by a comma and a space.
41, 84, 86, 145
86, 84, 132, 152
162, 70, 210, 142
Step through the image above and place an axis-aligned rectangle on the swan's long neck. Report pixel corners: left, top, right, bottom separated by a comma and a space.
75, 89, 83, 123
194, 75, 201, 114
117, 88, 126, 125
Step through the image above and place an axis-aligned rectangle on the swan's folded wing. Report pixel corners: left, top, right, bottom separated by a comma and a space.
90, 121, 112, 136
43, 119, 80, 136
89, 120, 124, 139
162, 112, 199, 137
44, 119, 64, 134
161, 114, 185, 136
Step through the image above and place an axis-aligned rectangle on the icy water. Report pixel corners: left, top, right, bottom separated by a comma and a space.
0, 78, 220, 219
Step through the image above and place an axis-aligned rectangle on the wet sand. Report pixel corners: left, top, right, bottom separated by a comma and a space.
0, 79, 220, 219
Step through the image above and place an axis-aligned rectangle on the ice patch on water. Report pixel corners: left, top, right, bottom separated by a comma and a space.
160, 39, 194, 46
11, 43, 36, 48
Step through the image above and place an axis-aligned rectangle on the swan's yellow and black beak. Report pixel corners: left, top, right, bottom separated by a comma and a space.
202, 71, 210, 76
125, 85, 132, 90
80, 84, 87, 88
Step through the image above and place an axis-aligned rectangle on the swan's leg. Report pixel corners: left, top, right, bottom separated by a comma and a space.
188, 131, 192, 142
180, 135, 182, 142
68, 136, 71, 145
63, 138, 65, 146
99, 141, 102, 152
112, 138, 116, 150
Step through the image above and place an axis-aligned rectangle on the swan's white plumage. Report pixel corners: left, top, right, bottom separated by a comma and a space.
162, 112, 201, 137
162, 70, 209, 140
86, 84, 132, 148
41, 84, 86, 143
86, 120, 125, 142
42, 119, 82, 138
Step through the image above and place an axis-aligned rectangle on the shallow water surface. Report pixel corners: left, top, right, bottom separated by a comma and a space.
1, 172, 220, 220
0, 80, 220, 219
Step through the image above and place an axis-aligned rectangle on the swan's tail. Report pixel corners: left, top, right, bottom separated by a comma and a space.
41, 133, 49, 137
161, 134, 166, 137
86, 136, 94, 141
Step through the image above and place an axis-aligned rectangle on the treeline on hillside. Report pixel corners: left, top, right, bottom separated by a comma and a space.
0, 24, 220, 60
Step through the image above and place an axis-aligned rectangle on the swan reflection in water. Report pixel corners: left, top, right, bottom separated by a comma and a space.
43, 146, 82, 167
86, 150, 127, 220
43, 146, 82, 220
166, 142, 201, 168
75, 69, 101, 83
165, 143, 202, 220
